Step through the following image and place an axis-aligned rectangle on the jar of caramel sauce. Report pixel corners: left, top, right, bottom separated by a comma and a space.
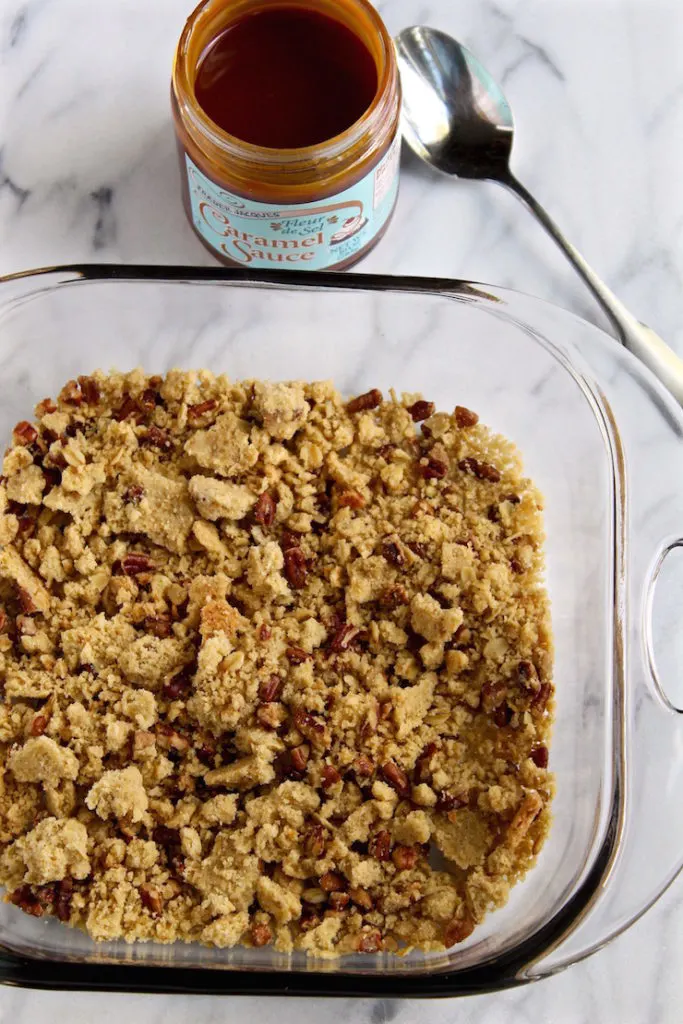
171, 0, 401, 269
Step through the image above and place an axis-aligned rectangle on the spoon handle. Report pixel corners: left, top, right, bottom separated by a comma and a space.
502, 171, 683, 408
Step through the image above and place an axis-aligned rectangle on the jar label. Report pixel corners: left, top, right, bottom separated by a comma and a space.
184, 135, 400, 269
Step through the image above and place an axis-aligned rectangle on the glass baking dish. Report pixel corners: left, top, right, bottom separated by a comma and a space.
0, 263, 681, 997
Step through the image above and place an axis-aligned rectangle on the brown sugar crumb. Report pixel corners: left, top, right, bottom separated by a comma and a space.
0, 370, 553, 958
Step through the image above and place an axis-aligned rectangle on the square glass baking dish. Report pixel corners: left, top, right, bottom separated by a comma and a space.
0, 264, 681, 997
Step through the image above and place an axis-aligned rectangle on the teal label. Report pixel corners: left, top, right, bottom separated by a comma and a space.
184, 136, 400, 268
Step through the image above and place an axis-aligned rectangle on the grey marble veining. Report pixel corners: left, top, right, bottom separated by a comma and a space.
0, 0, 682, 1021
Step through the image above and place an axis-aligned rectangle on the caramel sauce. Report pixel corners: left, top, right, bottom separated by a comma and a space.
194, 6, 378, 148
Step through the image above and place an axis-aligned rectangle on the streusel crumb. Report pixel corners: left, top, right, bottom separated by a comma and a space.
0, 372, 553, 955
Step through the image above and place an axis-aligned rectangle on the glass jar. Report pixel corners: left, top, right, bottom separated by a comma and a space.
171, 0, 402, 270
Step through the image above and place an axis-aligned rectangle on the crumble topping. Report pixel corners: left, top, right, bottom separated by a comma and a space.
0, 372, 553, 955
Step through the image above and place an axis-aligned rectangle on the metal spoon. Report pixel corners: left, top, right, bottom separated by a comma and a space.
395, 26, 683, 407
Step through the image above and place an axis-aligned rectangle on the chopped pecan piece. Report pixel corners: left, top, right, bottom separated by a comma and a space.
337, 489, 366, 509
77, 376, 100, 404
123, 484, 145, 505
414, 741, 439, 784
17, 587, 37, 615
328, 622, 361, 654
378, 700, 392, 722
9, 885, 44, 917
319, 871, 345, 893
196, 742, 216, 767
286, 646, 311, 665
253, 491, 276, 527
162, 667, 193, 701
250, 921, 272, 947
381, 539, 405, 567
114, 395, 140, 422
138, 388, 160, 414
349, 887, 374, 911
328, 891, 350, 911
347, 389, 382, 414
452, 624, 472, 647
145, 614, 172, 639
530, 745, 549, 769
144, 425, 173, 451
410, 500, 433, 519
381, 760, 410, 798
368, 830, 392, 861
289, 743, 311, 775
517, 660, 536, 688
435, 790, 468, 813
35, 398, 57, 416
12, 421, 38, 446
356, 928, 383, 953
458, 457, 501, 483
121, 553, 154, 577
55, 878, 73, 923
454, 406, 479, 428
380, 584, 409, 609
304, 823, 326, 858
531, 682, 552, 711
420, 457, 448, 480
280, 529, 301, 552
152, 825, 181, 848
258, 675, 282, 703
352, 754, 375, 778
407, 540, 427, 558
408, 400, 435, 422
321, 764, 341, 789
155, 722, 189, 752
30, 714, 48, 737
444, 913, 475, 946
507, 791, 543, 849
493, 704, 513, 728
139, 884, 163, 916
392, 845, 418, 870
283, 546, 307, 589
293, 709, 328, 750
188, 399, 218, 418
481, 681, 508, 713
35, 884, 58, 911
59, 380, 83, 405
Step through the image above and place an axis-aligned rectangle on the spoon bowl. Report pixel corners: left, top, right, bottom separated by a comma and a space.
395, 25, 683, 407
396, 27, 513, 179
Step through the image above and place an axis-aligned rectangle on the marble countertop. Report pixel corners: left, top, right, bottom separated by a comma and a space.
0, 0, 682, 1020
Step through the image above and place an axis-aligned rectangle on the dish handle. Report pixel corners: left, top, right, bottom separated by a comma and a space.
530, 534, 683, 978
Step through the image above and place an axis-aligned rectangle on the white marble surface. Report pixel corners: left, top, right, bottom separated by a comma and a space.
0, 0, 682, 1021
